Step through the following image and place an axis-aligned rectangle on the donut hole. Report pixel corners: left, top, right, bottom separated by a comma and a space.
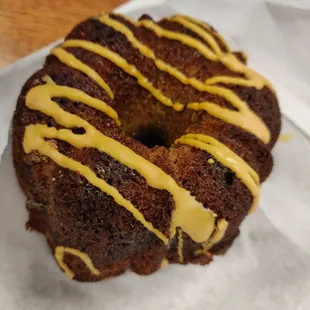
224, 171, 235, 186
133, 125, 169, 148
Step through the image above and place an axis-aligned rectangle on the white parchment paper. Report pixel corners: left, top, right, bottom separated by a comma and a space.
0, 0, 310, 309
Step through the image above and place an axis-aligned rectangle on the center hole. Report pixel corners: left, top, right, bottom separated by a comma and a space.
132, 125, 168, 148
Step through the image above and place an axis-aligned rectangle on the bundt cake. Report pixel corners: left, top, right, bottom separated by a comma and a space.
12, 12, 281, 282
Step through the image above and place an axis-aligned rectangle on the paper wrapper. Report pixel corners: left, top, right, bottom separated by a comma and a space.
0, 0, 310, 309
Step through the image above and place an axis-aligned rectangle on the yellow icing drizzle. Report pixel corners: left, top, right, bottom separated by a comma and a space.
24, 124, 168, 244
123, 16, 217, 61
24, 82, 216, 244
219, 53, 275, 92
97, 15, 202, 95
98, 15, 251, 93
169, 16, 222, 54
136, 17, 274, 92
62, 40, 184, 111
26, 83, 120, 126
23, 86, 167, 244
23, 13, 273, 264
55, 246, 100, 279
175, 134, 260, 213
94, 15, 270, 143
195, 219, 229, 255
51, 47, 114, 99
173, 14, 232, 53
205, 75, 259, 88
187, 99, 270, 144
177, 228, 184, 263
203, 218, 228, 250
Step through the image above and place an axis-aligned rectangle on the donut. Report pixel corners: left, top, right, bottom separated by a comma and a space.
12, 13, 281, 281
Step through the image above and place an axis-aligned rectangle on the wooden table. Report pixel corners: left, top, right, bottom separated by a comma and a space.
0, 0, 126, 68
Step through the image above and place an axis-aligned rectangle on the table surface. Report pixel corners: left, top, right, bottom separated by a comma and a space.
0, 0, 126, 68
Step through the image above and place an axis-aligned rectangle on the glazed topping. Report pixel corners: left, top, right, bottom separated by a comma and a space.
169, 15, 223, 54
203, 219, 229, 250
25, 83, 120, 125
52, 47, 114, 99
175, 134, 260, 213
195, 219, 229, 256
55, 246, 100, 279
169, 15, 232, 53
24, 80, 216, 244
24, 125, 169, 245
22, 13, 268, 274
136, 15, 274, 92
62, 39, 184, 111
96, 14, 271, 143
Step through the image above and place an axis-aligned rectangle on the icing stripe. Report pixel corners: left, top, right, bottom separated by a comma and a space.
99, 15, 270, 143
98, 16, 230, 92
51, 47, 114, 99
24, 83, 217, 243
195, 219, 228, 255
97, 15, 198, 87
187, 99, 270, 144
219, 53, 275, 92
169, 16, 222, 54
205, 75, 259, 88
132, 17, 274, 92
177, 228, 184, 263
24, 124, 169, 244
202, 219, 229, 250
62, 40, 184, 111
123, 16, 217, 61
174, 14, 232, 53
55, 246, 100, 279
117, 13, 272, 92
175, 134, 260, 212
26, 83, 120, 126
156, 19, 269, 91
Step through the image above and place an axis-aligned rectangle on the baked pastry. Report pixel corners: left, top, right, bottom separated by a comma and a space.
12, 12, 281, 282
